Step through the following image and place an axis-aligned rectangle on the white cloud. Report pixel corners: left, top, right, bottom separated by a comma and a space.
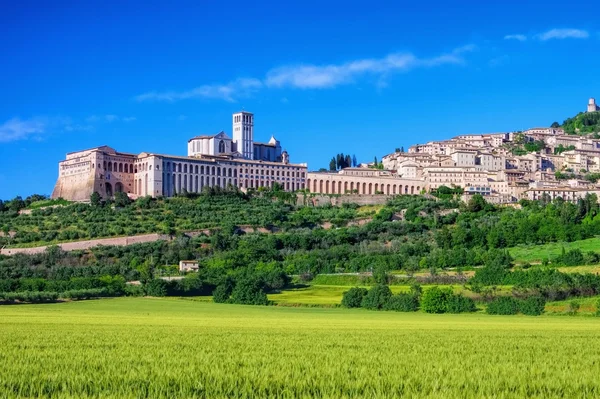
265, 46, 473, 89
123, 116, 136, 122
537, 28, 589, 41
0, 118, 46, 142
136, 78, 263, 102
504, 34, 527, 41
136, 45, 475, 100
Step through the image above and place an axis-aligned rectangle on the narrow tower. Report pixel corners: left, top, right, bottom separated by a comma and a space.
232, 111, 254, 160
588, 98, 598, 113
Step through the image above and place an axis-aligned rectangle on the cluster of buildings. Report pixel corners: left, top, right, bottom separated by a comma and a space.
52, 111, 307, 201
307, 98, 600, 204
52, 98, 600, 204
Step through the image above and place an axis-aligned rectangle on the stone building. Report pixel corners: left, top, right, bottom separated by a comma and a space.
588, 98, 599, 113
52, 112, 306, 201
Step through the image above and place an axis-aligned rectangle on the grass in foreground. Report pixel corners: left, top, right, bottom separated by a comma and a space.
2, 298, 600, 398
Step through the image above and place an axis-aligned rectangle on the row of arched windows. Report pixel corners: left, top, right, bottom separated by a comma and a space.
307, 179, 421, 195
97, 161, 134, 173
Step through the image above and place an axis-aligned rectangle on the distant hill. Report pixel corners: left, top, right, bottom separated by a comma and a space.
561, 111, 600, 135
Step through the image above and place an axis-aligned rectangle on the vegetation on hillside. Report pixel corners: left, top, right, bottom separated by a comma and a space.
561, 111, 600, 135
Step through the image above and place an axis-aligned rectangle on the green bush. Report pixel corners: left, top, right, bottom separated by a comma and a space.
144, 279, 168, 297
383, 293, 419, 312
361, 285, 392, 310
519, 296, 546, 316
421, 287, 452, 314
446, 294, 477, 313
229, 277, 269, 306
0, 291, 59, 303
596, 299, 600, 317
486, 297, 520, 315
124, 284, 145, 297
341, 287, 368, 308
212, 279, 234, 303
60, 288, 107, 300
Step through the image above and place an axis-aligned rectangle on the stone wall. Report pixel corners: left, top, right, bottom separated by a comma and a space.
301, 194, 393, 207
0, 233, 168, 256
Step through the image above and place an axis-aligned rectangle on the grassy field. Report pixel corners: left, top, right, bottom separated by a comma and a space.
1, 298, 600, 398
509, 236, 600, 263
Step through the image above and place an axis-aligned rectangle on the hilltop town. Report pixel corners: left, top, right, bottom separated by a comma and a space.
308, 98, 600, 204
51, 98, 600, 205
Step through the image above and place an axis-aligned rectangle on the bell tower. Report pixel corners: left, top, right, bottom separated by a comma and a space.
588, 98, 598, 113
232, 111, 254, 159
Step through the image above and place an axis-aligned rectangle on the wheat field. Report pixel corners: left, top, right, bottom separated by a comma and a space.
1, 298, 599, 398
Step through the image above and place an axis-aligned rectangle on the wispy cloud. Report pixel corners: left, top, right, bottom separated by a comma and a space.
0, 118, 46, 142
504, 34, 527, 41
136, 45, 475, 101
537, 28, 589, 41
87, 114, 136, 123
266, 46, 474, 89
136, 78, 263, 102
0, 117, 91, 142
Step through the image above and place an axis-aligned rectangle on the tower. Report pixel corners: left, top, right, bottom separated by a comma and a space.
588, 98, 598, 113
232, 111, 254, 159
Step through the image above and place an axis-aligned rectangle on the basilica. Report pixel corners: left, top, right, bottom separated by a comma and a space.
51, 111, 307, 201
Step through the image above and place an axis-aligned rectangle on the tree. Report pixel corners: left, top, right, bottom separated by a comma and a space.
329, 158, 337, 171
341, 287, 368, 308
90, 192, 101, 207
361, 284, 392, 310
114, 192, 131, 207
352, 154, 357, 167
467, 194, 486, 213
551, 122, 560, 128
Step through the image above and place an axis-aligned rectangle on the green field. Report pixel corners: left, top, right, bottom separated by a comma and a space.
509, 236, 600, 263
2, 298, 600, 398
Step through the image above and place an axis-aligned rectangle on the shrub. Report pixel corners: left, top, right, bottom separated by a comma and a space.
519, 296, 545, 316
341, 287, 368, 308
486, 297, 520, 315
421, 287, 452, 314
383, 293, 419, 312
229, 277, 269, 306
0, 291, 59, 303
212, 279, 234, 303
446, 294, 477, 313
60, 288, 107, 300
361, 285, 392, 310
144, 279, 168, 297
124, 284, 145, 297
596, 299, 600, 317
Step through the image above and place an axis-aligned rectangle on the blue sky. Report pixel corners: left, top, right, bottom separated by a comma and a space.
1, 1, 599, 199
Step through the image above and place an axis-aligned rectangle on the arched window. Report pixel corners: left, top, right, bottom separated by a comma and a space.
218, 140, 225, 153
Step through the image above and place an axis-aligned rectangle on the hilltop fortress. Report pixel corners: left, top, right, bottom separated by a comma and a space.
53, 98, 600, 204
52, 112, 307, 201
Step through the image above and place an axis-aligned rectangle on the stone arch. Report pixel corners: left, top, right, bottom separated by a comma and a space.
218, 140, 225, 153
338, 181, 342, 194
325, 181, 330, 194
411, 186, 414, 194
368, 183, 373, 194
108, 162, 113, 172
386, 184, 391, 195
105, 182, 113, 197
374, 183, 379, 193
362, 182, 367, 194
115, 182, 124, 193
145, 174, 148, 196
393, 185, 397, 195
319, 180, 323, 193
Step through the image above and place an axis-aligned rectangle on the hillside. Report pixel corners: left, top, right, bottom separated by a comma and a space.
560, 110, 600, 135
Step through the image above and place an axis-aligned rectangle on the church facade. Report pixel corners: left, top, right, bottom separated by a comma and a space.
51, 112, 306, 201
